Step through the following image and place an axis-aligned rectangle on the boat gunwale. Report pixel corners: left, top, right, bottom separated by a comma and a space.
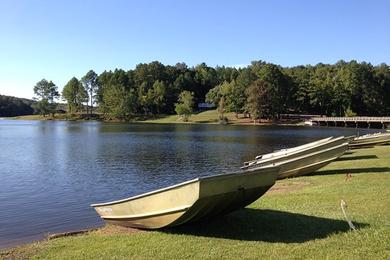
101, 205, 192, 220
91, 165, 279, 207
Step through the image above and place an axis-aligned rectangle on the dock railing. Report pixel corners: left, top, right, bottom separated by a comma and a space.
310, 117, 390, 123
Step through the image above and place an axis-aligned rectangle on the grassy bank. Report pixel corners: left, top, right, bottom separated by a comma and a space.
10, 110, 296, 125
141, 110, 253, 124
2, 146, 390, 259
10, 113, 103, 121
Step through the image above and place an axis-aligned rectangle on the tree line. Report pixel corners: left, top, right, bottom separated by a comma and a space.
0, 95, 35, 117
30, 60, 390, 119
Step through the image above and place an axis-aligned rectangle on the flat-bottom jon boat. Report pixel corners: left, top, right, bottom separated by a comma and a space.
349, 132, 390, 149
251, 137, 333, 161
242, 143, 348, 179
243, 136, 347, 168
91, 166, 279, 229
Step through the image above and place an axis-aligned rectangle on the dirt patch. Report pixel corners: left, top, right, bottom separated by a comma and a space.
46, 225, 142, 239
94, 224, 142, 236
47, 227, 99, 240
266, 181, 311, 194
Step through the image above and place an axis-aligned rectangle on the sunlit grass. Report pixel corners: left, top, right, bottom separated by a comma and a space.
141, 110, 251, 124
2, 146, 390, 259
10, 110, 291, 125
10, 114, 91, 121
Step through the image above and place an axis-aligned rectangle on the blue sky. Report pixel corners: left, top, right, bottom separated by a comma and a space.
0, 0, 389, 99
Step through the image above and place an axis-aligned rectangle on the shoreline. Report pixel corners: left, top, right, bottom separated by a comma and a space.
6, 110, 389, 130
6, 112, 304, 127
0, 179, 312, 251
5, 114, 389, 130
1, 146, 390, 258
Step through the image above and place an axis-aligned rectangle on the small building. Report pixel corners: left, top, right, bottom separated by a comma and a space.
197, 103, 215, 110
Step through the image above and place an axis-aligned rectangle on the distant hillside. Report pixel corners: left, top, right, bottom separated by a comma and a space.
0, 95, 35, 117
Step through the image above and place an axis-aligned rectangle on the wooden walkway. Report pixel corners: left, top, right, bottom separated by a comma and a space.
310, 117, 390, 128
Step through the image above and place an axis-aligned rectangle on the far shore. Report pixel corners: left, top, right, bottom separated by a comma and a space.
7, 111, 389, 130
7, 110, 304, 127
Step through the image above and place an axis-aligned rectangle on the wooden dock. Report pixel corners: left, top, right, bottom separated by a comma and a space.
310, 117, 390, 128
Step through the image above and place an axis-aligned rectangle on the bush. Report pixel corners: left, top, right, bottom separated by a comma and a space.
345, 107, 357, 117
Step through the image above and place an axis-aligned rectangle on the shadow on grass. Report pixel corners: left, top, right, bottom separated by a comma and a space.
195, 120, 218, 123
335, 155, 378, 161
163, 209, 367, 243
311, 167, 390, 176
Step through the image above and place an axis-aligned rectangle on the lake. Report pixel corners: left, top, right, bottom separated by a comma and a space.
0, 120, 376, 249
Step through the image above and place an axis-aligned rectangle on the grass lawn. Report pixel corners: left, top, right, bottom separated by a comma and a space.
139, 110, 284, 125
10, 110, 297, 126
10, 113, 103, 121
10, 110, 252, 125
141, 110, 258, 125
2, 146, 390, 259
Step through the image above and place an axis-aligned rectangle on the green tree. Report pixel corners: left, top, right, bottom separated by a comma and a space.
284, 65, 314, 113
245, 80, 270, 123
307, 65, 334, 115
205, 80, 246, 118
151, 80, 167, 114
374, 63, 390, 115
220, 80, 247, 117
76, 84, 89, 112
96, 70, 113, 108
0, 95, 34, 116
175, 91, 194, 122
194, 63, 218, 103
33, 79, 59, 117
255, 64, 290, 118
81, 70, 98, 116
217, 96, 228, 124
62, 77, 87, 113
205, 85, 222, 106
102, 84, 136, 119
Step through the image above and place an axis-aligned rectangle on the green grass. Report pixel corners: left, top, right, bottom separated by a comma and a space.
10, 110, 296, 126
143, 110, 242, 124
141, 110, 256, 125
10, 114, 100, 121
2, 146, 390, 259
10, 110, 250, 125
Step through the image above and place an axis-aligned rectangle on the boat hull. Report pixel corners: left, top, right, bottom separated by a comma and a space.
92, 166, 278, 229
242, 137, 347, 170
251, 137, 333, 162
349, 133, 390, 148
243, 143, 348, 179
